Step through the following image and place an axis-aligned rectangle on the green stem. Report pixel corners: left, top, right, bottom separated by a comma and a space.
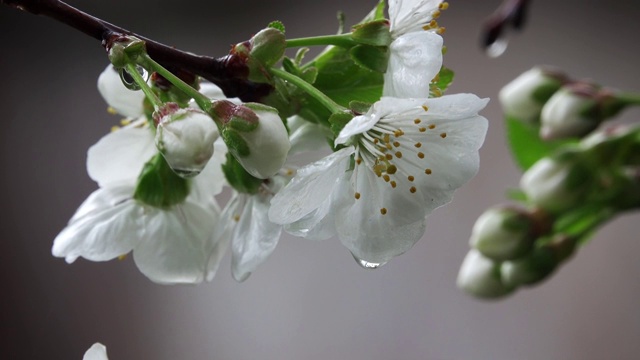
124, 63, 162, 109
615, 92, 640, 106
138, 54, 212, 112
270, 67, 346, 114
285, 33, 356, 48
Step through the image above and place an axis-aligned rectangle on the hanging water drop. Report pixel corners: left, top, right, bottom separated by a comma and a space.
118, 65, 149, 91
352, 254, 387, 269
486, 38, 508, 58
171, 168, 202, 179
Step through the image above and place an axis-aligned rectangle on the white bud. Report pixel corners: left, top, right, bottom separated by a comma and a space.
520, 156, 590, 213
231, 104, 291, 179
470, 207, 535, 261
97, 64, 145, 119
457, 250, 513, 299
499, 67, 564, 123
540, 86, 600, 140
155, 105, 218, 178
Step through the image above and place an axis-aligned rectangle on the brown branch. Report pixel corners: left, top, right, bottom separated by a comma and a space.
1, 0, 273, 101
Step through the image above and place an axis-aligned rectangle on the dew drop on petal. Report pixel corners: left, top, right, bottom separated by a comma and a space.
172, 168, 202, 178
352, 253, 388, 269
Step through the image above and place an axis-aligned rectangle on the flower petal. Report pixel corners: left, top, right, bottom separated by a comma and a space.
132, 201, 219, 284
269, 146, 354, 224
231, 194, 283, 282
83, 343, 108, 360
389, 0, 443, 35
97, 64, 145, 119
52, 186, 139, 263
87, 126, 156, 187
383, 31, 443, 98
189, 138, 228, 203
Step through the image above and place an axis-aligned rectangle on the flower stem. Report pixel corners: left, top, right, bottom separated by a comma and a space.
285, 33, 356, 48
270, 67, 346, 114
138, 54, 212, 113
124, 63, 163, 109
615, 92, 640, 107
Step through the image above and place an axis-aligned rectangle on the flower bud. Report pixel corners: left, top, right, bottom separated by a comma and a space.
469, 207, 536, 261
154, 103, 218, 178
231, 28, 286, 83
213, 100, 290, 179
500, 247, 557, 288
520, 153, 592, 213
499, 67, 565, 123
457, 250, 514, 299
540, 84, 601, 140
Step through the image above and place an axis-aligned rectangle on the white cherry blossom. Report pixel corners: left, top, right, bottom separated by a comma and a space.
384, 0, 445, 98
83, 343, 108, 360
270, 94, 488, 265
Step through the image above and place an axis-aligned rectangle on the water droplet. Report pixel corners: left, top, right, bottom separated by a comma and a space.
118, 65, 149, 91
352, 254, 387, 269
485, 38, 508, 58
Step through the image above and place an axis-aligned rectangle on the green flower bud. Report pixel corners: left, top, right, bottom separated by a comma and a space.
499, 67, 566, 123
457, 250, 514, 299
232, 28, 286, 83
520, 152, 592, 213
501, 247, 557, 288
470, 207, 537, 261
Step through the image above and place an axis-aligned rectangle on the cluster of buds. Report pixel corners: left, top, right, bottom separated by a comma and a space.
500, 67, 631, 140
460, 124, 640, 299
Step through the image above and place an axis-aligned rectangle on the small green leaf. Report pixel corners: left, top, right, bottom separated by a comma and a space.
221, 152, 262, 194
350, 45, 389, 73
432, 66, 455, 95
352, 20, 391, 47
505, 116, 575, 171
349, 101, 372, 114
134, 154, 190, 208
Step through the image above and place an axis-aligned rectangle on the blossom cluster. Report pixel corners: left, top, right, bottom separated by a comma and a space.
52, 0, 489, 284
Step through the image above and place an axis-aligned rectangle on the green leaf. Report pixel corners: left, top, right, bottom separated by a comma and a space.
350, 45, 389, 73
505, 116, 575, 171
134, 154, 190, 208
351, 20, 391, 47
432, 66, 454, 95
221, 152, 262, 194
328, 112, 354, 137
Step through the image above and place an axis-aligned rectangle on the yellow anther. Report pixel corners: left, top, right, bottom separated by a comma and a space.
436, 26, 446, 35
383, 174, 391, 182
373, 138, 379, 144
440, 132, 447, 138
383, 134, 390, 143
286, 169, 294, 176
120, 119, 132, 126
355, 192, 361, 200
395, 151, 403, 159
393, 141, 401, 148
432, 10, 441, 19
387, 165, 398, 174
390, 181, 397, 188
408, 175, 415, 182
107, 107, 118, 115
422, 105, 429, 112
374, 164, 386, 176
356, 158, 362, 165
414, 119, 422, 124
110, 125, 120, 132
385, 153, 393, 160
439, 2, 449, 10
233, 215, 240, 222
419, 127, 427, 133
425, 168, 432, 175
428, 124, 436, 129
380, 208, 388, 215
414, 142, 422, 148
394, 129, 405, 137
418, 152, 425, 159
118, 254, 128, 261
410, 186, 417, 194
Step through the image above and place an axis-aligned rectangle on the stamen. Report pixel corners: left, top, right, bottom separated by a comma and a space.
107, 107, 118, 115
439, 2, 449, 10
387, 165, 398, 174
408, 176, 415, 182
410, 186, 417, 194
233, 215, 241, 222
395, 151, 403, 159
429, 124, 436, 129
440, 132, 447, 138
425, 168, 432, 175
414, 119, 422, 124
414, 142, 422, 148
380, 208, 388, 215
355, 192, 361, 200
419, 127, 427, 133
383, 174, 391, 182
356, 158, 362, 165
390, 181, 397, 188
422, 105, 429, 112
385, 153, 393, 160
436, 26, 446, 35
418, 152, 425, 159
393, 141, 401, 147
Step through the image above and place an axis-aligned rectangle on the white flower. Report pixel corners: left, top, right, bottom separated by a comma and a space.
83, 343, 108, 360
97, 64, 146, 119
384, 0, 445, 98
270, 94, 488, 265
52, 184, 225, 284
155, 105, 219, 177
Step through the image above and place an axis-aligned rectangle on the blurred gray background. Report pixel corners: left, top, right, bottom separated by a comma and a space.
1, 1, 640, 359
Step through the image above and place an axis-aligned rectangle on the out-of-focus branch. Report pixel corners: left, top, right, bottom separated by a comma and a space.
1, 0, 273, 101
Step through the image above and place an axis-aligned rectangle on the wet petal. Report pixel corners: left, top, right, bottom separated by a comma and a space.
97, 64, 145, 119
